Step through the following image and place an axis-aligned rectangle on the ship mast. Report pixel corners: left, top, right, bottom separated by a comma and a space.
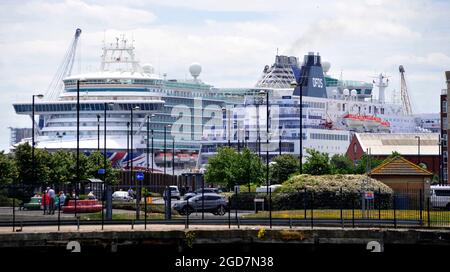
100, 35, 140, 72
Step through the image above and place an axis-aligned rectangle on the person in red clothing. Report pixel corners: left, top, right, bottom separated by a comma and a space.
41, 190, 50, 215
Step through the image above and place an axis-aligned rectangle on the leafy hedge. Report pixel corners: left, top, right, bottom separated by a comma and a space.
272, 174, 393, 210
229, 192, 269, 210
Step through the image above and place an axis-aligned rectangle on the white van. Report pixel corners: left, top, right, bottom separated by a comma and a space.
255, 184, 282, 193
430, 185, 450, 209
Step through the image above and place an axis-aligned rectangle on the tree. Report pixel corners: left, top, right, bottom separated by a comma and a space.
236, 148, 264, 190
204, 147, 264, 190
87, 151, 120, 185
269, 154, 299, 184
354, 154, 383, 174
303, 148, 332, 175
14, 143, 51, 186
205, 147, 239, 190
48, 150, 76, 185
330, 154, 354, 174
0, 151, 18, 185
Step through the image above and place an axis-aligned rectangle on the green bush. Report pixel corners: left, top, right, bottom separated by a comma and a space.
272, 174, 393, 210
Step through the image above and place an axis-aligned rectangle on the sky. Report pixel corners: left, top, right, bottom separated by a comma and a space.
0, 0, 449, 151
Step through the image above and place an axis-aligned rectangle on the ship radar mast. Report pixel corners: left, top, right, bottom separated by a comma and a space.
100, 34, 140, 72
373, 73, 389, 104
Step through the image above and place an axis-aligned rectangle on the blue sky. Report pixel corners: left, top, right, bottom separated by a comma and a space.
0, 0, 449, 151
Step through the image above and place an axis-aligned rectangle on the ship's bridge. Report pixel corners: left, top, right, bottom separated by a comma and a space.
63, 71, 164, 92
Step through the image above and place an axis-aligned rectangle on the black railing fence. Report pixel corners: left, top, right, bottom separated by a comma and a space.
1, 183, 449, 231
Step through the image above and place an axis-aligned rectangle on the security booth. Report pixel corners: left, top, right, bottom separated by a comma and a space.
81, 178, 104, 200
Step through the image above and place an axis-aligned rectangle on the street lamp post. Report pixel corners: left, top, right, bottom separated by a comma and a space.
75, 79, 85, 218
32, 94, 44, 215
278, 125, 282, 156
291, 78, 304, 174
164, 124, 172, 220
130, 105, 140, 219
127, 122, 130, 173
260, 90, 272, 228
97, 114, 100, 153
104, 102, 114, 220
31, 94, 44, 188
415, 136, 421, 166
222, 107, 231, 147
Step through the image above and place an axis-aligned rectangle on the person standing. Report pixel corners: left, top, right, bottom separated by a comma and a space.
59, 191, 66, 207
42, 189, 49, 215
48, 187, 56, 215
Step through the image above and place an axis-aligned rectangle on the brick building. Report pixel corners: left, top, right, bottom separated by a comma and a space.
346, 133, 440, 177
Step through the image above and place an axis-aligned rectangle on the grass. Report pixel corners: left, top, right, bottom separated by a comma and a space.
242, 209, 450, 226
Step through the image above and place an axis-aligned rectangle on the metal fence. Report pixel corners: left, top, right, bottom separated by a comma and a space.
1, 184, 449, 231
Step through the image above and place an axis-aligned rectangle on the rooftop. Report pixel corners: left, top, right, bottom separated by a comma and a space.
369, 156, 433, 176
355, 133, 440, 156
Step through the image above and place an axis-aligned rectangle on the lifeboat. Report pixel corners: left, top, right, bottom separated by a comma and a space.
364, 115, 382, 129
342, 114, 365, 129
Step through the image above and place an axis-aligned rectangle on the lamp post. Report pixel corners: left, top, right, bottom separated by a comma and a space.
97, 114, 100, 152
75, 79, 86, 218
439, 136, 443, 185
130, 105, 140, 219
291, 78, 304, 174
146, 114, 155, 199
222, 107, 231, 147
32, 94, 44, 216
127, 122, 130, 172
415, 136, 421, 166
260, 89, 272, 228
278, 125, 282, 156
172, 138, 175, 186
164, 124, 172, 220
104, 102, 114, 220
31, 94, 44, 188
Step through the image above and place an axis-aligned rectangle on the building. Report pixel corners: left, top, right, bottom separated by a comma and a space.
368, 156, 432, 195
440, 87, 447, 184
9, 127, 32, 146
347, 133, 440, 176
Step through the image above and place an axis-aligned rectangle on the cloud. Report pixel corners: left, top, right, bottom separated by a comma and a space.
0, 0, 449, 151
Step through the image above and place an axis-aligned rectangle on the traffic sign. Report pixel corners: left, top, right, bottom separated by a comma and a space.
364, 191, 374, 200
98, 168, 105, 175
136, 172, 145, 181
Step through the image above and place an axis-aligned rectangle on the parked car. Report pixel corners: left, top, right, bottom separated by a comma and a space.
255, 184, 282, 193
23, 196, 42, 210
163, 186, 181, 200
112, 191, 133, 202
174, 193, 228, 216
183, 188, 222, 200
431, 185, 450, 209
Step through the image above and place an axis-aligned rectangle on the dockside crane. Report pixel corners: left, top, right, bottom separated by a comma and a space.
399, 65, 413, 115
45, 28, 82, 100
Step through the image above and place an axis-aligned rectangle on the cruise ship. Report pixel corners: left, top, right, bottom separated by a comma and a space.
12, 29, 423, 172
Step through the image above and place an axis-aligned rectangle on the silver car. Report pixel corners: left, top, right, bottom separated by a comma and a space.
174, 193, 228, 216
